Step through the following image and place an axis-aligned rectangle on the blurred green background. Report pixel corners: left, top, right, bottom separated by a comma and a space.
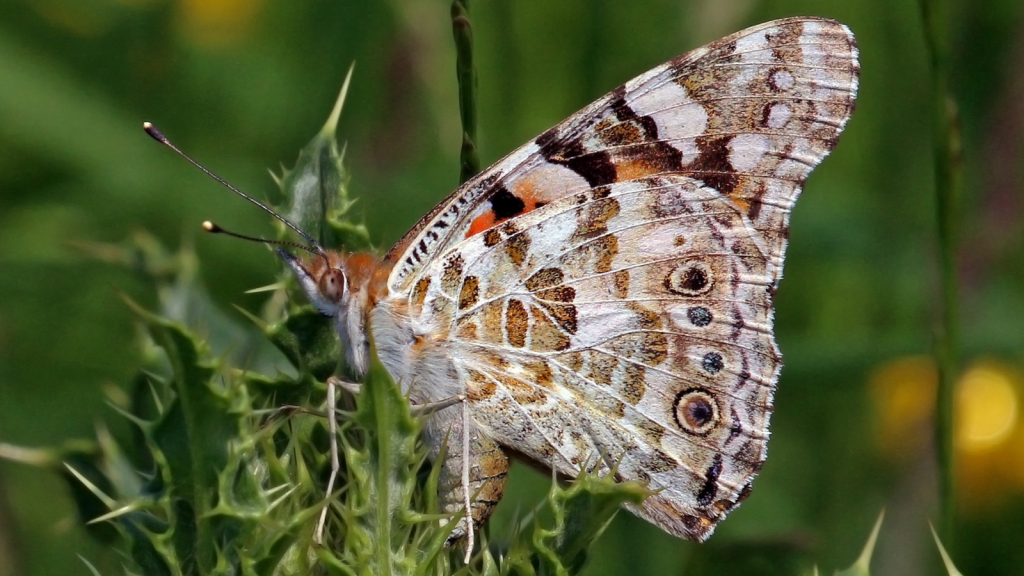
1, 0, 1023, 574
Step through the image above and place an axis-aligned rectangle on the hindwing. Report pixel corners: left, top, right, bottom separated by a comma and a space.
413, 175, 776, 538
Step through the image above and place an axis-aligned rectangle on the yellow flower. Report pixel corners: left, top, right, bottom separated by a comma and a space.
956, 362, 1019, 452
178, 0, 262, 47
870, 356, 1024, 510
954, 361, 1023, 509
868, 356, 937, 459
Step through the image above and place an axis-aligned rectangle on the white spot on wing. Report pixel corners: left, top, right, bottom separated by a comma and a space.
766, 103, 791, 129
728, 134, 770, 173
732, 31, 773, 88
628, 81, 707, 164
506, 161, 590, 204
769, 69, 795, 91
734, 30, 770, 61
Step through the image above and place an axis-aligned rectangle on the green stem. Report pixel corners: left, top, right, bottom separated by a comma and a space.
919, 0, 962, 545
452, 0, 480, 184
372, 372, 393, 576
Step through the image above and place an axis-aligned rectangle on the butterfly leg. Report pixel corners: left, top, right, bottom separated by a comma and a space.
317, 379, 506, 557
313, 377, 345, 545
315, 376, 365, 544
330, 378, 463, 416
407, 393, 482, 562
428, 411, 509, 560
330, 377, 362, 396
411, 393, 466, 416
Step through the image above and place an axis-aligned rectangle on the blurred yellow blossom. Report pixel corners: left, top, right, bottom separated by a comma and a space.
34, 0, 259, 44
178, 0, 262, 47
869, 356, 1024, 510
956, 362, 1018, 452
869, 356, 937, 459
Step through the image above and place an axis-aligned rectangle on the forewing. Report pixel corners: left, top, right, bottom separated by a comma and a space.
385, 16, 858, 294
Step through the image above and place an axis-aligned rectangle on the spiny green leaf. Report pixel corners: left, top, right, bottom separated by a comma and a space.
264, 305, 339, 379
835, 510, 884, 576
930, 523, 964, 576
316, 344, 429, 576
271, 66, 370, 252
504, 468, 650, 576
118, 513, 173, 576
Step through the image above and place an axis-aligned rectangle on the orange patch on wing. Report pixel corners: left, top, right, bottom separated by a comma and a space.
616, 158, 661, 181
413, 277, 431, 308
465, 182, 545, 240
731, 197, 751, 213
466, 212, 497, 239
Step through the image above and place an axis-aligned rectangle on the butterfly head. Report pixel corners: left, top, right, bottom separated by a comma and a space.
278, 249, 350, 315
144, 123, 377, 375
200, 225, 374, 377
278, 249, 382, 376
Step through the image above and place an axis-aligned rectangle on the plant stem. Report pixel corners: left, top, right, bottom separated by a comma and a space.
452, 0, 480, 184
919, 0, 962, 545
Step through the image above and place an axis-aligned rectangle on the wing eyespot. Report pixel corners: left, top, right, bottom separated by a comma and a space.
701, 352, 724, 374
665, 260, 714, 296
673, 388, 720, 436
687, 306, 713, 327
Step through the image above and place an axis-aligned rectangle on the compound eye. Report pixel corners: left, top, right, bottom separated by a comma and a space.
318, 269, 347, 302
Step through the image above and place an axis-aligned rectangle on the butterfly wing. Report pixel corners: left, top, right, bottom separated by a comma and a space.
385, 16, 858, 295
430, 174, 781, 539
384, 16, 858, 540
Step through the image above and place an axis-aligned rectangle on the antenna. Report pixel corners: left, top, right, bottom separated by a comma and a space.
143, 122, 325, 255
202, 221, 322, 256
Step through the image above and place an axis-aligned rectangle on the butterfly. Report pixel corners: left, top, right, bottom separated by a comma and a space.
156, 15, 859, 555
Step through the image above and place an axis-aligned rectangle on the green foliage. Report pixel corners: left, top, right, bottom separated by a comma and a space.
930, 523, 965, 576
501, 470, 650, 576
451, 0, 481, 184
919, 0, 964, 540
269, 67, 371, 254
833, 511, 883, 576
3, 1, 1024, 575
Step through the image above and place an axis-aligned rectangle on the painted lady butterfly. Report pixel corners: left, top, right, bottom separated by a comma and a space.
158, 15, 859, 555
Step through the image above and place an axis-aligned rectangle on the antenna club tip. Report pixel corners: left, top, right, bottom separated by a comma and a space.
143, 122, 166, 142
202, 221, 221, 233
